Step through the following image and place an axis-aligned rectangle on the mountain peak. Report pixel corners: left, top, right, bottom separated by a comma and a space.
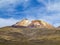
12, 19, 54, 28
28, 20, 54, 28
12, 19, 31, 27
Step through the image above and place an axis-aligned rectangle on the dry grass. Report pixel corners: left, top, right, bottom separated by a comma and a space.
0, 27, 60, 45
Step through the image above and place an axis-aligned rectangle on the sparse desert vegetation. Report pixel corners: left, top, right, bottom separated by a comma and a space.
0, 26, 60, 45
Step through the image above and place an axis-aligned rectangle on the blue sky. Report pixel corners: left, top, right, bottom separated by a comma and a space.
0, 0, 60, 27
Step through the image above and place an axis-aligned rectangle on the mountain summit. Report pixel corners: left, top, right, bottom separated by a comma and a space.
28, 20, 54, 28
12, 19, 30, 28
12, 19, 54, 28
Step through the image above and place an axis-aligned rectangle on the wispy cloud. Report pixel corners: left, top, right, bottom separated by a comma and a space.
0, 18, 19, 27
47, 0, 60, 11
0, 0, 60, 27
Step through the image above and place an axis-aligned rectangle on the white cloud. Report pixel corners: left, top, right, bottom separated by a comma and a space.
40, 0, 60, 27
46, 0, 60, 11
37, 0, 47, 6
0, 0, 60, 27
0, 0, 29, 8
0, 18, 19, 27
54, 23, 60, 27
47, 3, 60, 11
40, 14, 60, 27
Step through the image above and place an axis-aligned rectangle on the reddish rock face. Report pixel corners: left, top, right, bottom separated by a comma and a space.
28, 20, 54, 28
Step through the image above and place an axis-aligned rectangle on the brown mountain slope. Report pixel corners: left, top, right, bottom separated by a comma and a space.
58, 26, 60, 28
0, 26, 60, 45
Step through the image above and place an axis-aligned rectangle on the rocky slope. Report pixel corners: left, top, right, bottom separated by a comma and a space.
0, 26, 60, 45
28, 20, 54, 28
12, 19, 30, 27
0, 19, 59, 45
12, 19, 54, 29
57, 26, 60, 28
